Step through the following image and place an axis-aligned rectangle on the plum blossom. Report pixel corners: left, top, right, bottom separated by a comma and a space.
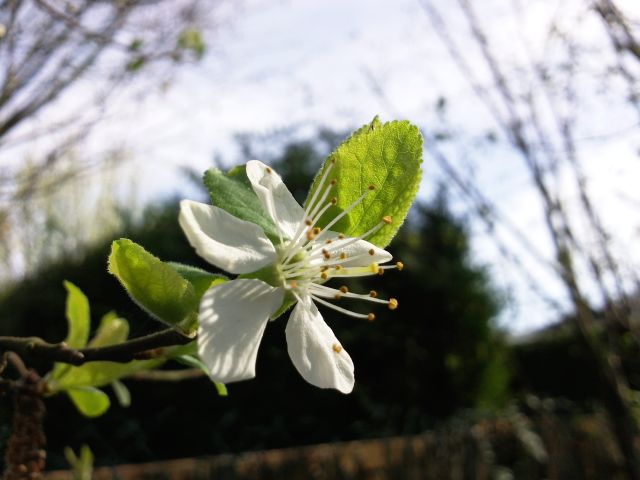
179, 160, 401, 393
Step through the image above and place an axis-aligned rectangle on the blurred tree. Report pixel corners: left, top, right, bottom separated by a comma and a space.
0, 0, 230, 284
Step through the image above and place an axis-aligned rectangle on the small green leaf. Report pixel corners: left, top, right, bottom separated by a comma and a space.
108, 239, 199, 335
111, 380, 131, 408
203, 166, 279, 242
67, 387, 110, 418
88, 312, 128, 348
175, 354, 227, 396
306, 117, 423, 248
168, 262, 227, 300
62, 281, 90, 349
177, 28, 206, 58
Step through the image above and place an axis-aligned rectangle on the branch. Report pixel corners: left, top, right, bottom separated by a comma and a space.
0, 329, 193, 366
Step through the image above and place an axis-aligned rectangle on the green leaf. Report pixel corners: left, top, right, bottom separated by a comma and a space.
306, 117, 423, 248
64, 444, 94, 480
67, 387, 110, 418
111, 380, 131, 408
168, 262, 227, 300
50, 282, 91, 381
203, 166, 280, 242
175, 354, 228, 396
108, 239, 199, 335
62, 281, 90, 349
177, 28, 206, 58
88, 312, 128, 348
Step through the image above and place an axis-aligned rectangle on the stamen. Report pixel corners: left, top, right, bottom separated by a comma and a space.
383, 215, 392, 224
310, 294, 372, 320
368, 249, 375, 255
369, 290, 378, 298
340, 252, 347, 260
396, 261, 404, 271
332, 343, 343, 353
266, 167, 273, 174
367, 313, 376, 322
339, 286, 349, 293
305, 219, 312, 226
388, 298, 398, 310
368, 184, 376, 190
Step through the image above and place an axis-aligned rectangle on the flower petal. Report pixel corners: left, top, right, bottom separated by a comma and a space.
245, 160, 306, 240
198, 279, 284, 383
179, 200, 277, 274
285, 297, 355, 393
331, 235, 392, 267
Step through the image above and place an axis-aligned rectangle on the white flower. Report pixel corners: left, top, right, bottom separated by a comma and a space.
179, 160, 401, 394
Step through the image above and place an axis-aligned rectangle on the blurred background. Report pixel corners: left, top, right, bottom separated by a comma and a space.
1, 0, 640, 478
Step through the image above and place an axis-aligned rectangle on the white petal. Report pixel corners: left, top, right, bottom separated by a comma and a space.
245, 160, 306, 240
285, 297, 355, 394
198, 279, 284, 383
331, 235, 392, 267
179, 200, 277, 274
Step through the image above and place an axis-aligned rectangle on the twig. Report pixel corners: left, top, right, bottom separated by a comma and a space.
0, 329, 193, 366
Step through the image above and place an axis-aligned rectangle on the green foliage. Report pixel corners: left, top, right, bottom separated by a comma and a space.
177, 28, 206, 58
203, 166, 280, 242
108, 239, 201, 336
306, 117, 423, 247
167, 262, 227, 300
62, 281, 90, 349
64, 444, 94, 480
67, 387, 110, 418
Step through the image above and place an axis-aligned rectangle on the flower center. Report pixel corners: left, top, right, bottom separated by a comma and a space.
265, 161, 402, 320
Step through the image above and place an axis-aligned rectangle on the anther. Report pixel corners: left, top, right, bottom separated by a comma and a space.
335, 265, 342, 270
331, 158, 337, 165
306, 230, 316, 240
370, 263, 380, 274
334, 294, 342, 300
369, 290, 378, 298
378, 268, 385, 276
313, 227, 321, 235
367, 313, 376, 322
331, 197, 338, 205
388, 298, 398, 310
332, 343, 342, 353
368, 248, 375, 256
305, 219, 312, 226
330, 179, 337, 185
338, 234, 345, 239
340, 252, 347, 260
383, 215, 393, 224
368, 184, 375, 190
326, 239, 333, 244
322, 249, 331, 259
396, 261, 404, 271
266, 167, 273, 173
339, 286, 349, 293
320, 266, 329, 272
289, 280, 298, 289
321, 272, 329, 280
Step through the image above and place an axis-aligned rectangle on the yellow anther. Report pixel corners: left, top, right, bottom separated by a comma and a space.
340, 252, 347, 260
326, 239, 333, 244
306, 230, 316, 241
331, 197, 338, 205
388, 298, 398, 310
368, 248, 375, 256
320, 266, 329, 272
378, 268, 385, 276
396, 261, 404, 271
289, 280, 298, 289
367, 313, 376, 322
368, 184, 376, 190
370, 263, 380, 274
305, 219, 312, 226
313, 227, 321, 235
335, 265, 342, 270
338, 234, 345, 239
321, 272, 329, 280
266, 167, 273, 174
330, 179, 337, 185
322, 249, 331, 259
334, 294, 342, 300
339, 286, 349, 293
383, 215, 393, 224
332, 343, 342, 353
369, 290, 378, 298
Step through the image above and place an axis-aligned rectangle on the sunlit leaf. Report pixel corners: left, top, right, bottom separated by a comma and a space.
306, 117, 423, 247
108, 239, 199, 335
168, 262, 227, 300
